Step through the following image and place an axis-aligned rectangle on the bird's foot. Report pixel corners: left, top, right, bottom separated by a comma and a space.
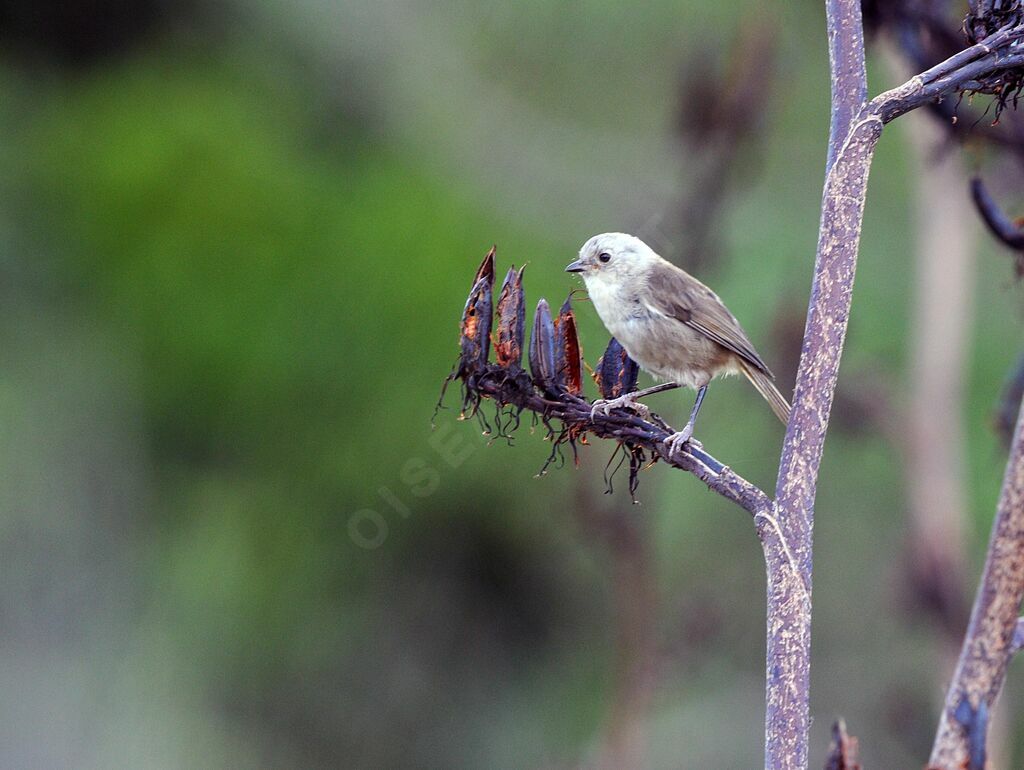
589, 392, 651, 420
663, 424, 694, 456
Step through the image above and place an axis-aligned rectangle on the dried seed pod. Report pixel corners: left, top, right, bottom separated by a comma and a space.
475, 245, 497, 288
458, 274, 493, 377
529, 298, 557, 393
596, 337, 639, 400
495, 265, 526, 367
555, 295, 584, 395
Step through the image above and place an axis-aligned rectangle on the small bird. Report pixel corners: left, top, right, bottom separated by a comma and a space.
565, 232, 790, 454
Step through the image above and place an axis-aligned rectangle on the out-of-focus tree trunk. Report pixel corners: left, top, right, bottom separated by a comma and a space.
901, 104, 973, 650
600, 508, 658, 770
572, 481, 658, 770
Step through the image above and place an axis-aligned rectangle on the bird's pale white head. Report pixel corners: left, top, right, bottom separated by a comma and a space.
565, 233, 659, 287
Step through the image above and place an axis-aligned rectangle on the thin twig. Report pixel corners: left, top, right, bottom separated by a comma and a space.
469, 365, 771, 516
970, 176, 1024, 253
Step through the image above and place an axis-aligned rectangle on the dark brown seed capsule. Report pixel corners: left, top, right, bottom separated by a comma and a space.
475, 245, 497, 288
596, 337, 639, 400
529, 298, 557, 393
459, 274, 493, 377
495, 265, 526, 367
556, 295, 583, 395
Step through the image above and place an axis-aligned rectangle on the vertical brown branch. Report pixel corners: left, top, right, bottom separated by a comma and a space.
824, 0, 869, 175
763, 113, 880, 770
777, 0, 871, 557
763, 2, 872, 768
929, 398, 1024, 768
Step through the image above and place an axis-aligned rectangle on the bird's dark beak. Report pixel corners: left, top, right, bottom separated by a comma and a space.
565, 259, 585, 273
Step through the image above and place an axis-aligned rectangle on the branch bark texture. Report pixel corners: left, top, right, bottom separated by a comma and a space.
762, 3, 872, 767
928, 398, 1024, 769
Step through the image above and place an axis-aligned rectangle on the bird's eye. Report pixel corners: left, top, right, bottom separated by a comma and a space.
598, 252, 611, 263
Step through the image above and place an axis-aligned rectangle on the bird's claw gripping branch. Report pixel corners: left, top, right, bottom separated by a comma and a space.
437, 247, 760, 505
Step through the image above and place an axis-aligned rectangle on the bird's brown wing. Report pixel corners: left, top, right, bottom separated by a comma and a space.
646, 264, 774, 378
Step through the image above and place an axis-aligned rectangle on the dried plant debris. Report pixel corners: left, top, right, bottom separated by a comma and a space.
474, 244, 496, 288
596, 337, 640, 400
536, 296, 595, 477
603, 441, 650, 503
460, 275, 493, 377
962, 1, 1024, 120
461, 246, 497, 377
495, 265, 526, 367
484, 264, 531, 440
555, 295, 584, 396
529, 298, 558, 395
437, 247, 497, 422
868, 1, 1024, 152
965, 1, 1024, 46
537, 420, 585, 477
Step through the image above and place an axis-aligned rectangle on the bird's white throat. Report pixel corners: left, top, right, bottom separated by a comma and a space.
582, 273, 636, 334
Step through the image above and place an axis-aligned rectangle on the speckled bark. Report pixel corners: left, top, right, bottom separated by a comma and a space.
761, 3, 871, 768
762, 112, 880, 770
928, 399, 1024, 769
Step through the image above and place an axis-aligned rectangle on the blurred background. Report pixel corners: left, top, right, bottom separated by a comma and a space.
1, 0, 1022, 767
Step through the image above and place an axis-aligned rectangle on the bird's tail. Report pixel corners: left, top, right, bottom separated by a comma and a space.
739, 361, 791, 425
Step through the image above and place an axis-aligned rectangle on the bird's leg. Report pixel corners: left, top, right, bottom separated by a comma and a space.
664, 385, 707, 456
590, 382, 680, 420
